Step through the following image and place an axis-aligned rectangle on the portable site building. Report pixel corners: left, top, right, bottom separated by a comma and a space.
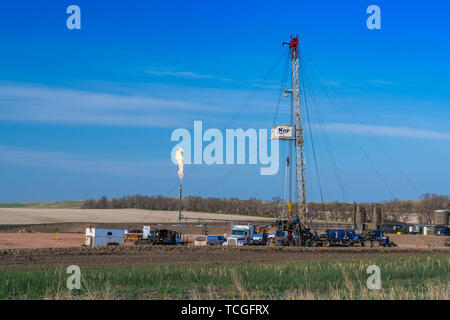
85, 227, 124, 246
143, 226, 151, 239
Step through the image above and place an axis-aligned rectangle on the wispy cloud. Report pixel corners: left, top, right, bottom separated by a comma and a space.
0, 83, 228, 127
0, 145, 173, 176
311, 79, 394, 89
366, 79, 394, 86
146, 68, 231, 81
0, 82, 281, 128
320, 123, 450, 141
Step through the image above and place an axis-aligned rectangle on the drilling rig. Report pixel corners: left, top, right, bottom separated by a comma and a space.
270, 35, 398, 248
271, 35, 318, 246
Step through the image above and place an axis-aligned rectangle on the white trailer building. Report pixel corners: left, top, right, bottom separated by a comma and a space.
85, 227, 124, 246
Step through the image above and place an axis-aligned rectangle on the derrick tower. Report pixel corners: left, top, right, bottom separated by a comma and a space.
282, 35, 308, 224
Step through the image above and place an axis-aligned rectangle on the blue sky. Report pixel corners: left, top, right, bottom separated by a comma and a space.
0, 1, 449, 203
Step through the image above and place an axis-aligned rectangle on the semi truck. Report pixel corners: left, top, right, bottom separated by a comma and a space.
225, 224, 258, 246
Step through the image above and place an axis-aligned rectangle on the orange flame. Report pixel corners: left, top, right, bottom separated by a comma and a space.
175, 148, 184, 181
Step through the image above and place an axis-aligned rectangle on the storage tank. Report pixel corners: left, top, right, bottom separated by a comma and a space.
373, 207, 383, 227
371, 206, 377, 222
355, 206, 366, 230
433, 210, 449, 225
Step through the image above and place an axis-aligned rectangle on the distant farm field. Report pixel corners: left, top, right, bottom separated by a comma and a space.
0, 201, 83, 209
0, 208, 275, 225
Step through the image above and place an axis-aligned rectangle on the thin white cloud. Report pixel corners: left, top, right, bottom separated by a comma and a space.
147, 70, 209, 79
367, 80, 394, 86
0, 82, 281, 128
320, 123, 450, 141
146, 69, 231, 81
0, 145, 173, 176
0, 83, 228, 127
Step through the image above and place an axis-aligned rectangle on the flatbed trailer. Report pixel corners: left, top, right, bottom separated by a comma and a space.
306, 229, 397, 247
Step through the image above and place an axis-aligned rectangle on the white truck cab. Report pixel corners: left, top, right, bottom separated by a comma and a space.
225, 224, 255, 246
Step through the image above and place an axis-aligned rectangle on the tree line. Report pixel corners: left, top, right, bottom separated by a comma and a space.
82, 193, 449, 223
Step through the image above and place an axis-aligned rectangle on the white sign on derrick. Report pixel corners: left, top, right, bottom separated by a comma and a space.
271, 125, 293, 140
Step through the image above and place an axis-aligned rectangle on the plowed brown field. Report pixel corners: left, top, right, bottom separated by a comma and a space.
1, 245, 447, 269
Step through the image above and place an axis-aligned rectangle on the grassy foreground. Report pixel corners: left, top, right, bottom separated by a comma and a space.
0, 253, 448, 300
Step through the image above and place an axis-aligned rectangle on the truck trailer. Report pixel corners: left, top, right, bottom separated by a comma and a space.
85, 227, 125, 246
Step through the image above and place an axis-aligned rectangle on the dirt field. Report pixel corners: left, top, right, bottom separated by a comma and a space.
0, 223, 231, 249
0, 208, 274, 225
0, 232, 84, 249
0, 209, 447, 269
0, 245, 447, 269
389, 234, 447, 248
0, 224, 448, 250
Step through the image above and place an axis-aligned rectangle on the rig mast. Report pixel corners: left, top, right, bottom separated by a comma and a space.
283, 35, 308, 224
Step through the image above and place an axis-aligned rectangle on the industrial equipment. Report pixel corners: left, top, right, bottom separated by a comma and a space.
315, 229, 396, 247
134, 228, 185, 245
268, 35, 317, 246
124, 228, 143, 241
270, 35, 398, 248
445, 238, 450, 247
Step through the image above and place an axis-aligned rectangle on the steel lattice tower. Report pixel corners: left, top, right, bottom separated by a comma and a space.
283, 35, 308, 223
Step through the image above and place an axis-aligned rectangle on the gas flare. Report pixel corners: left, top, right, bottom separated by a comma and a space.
175, 148, 184, 181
